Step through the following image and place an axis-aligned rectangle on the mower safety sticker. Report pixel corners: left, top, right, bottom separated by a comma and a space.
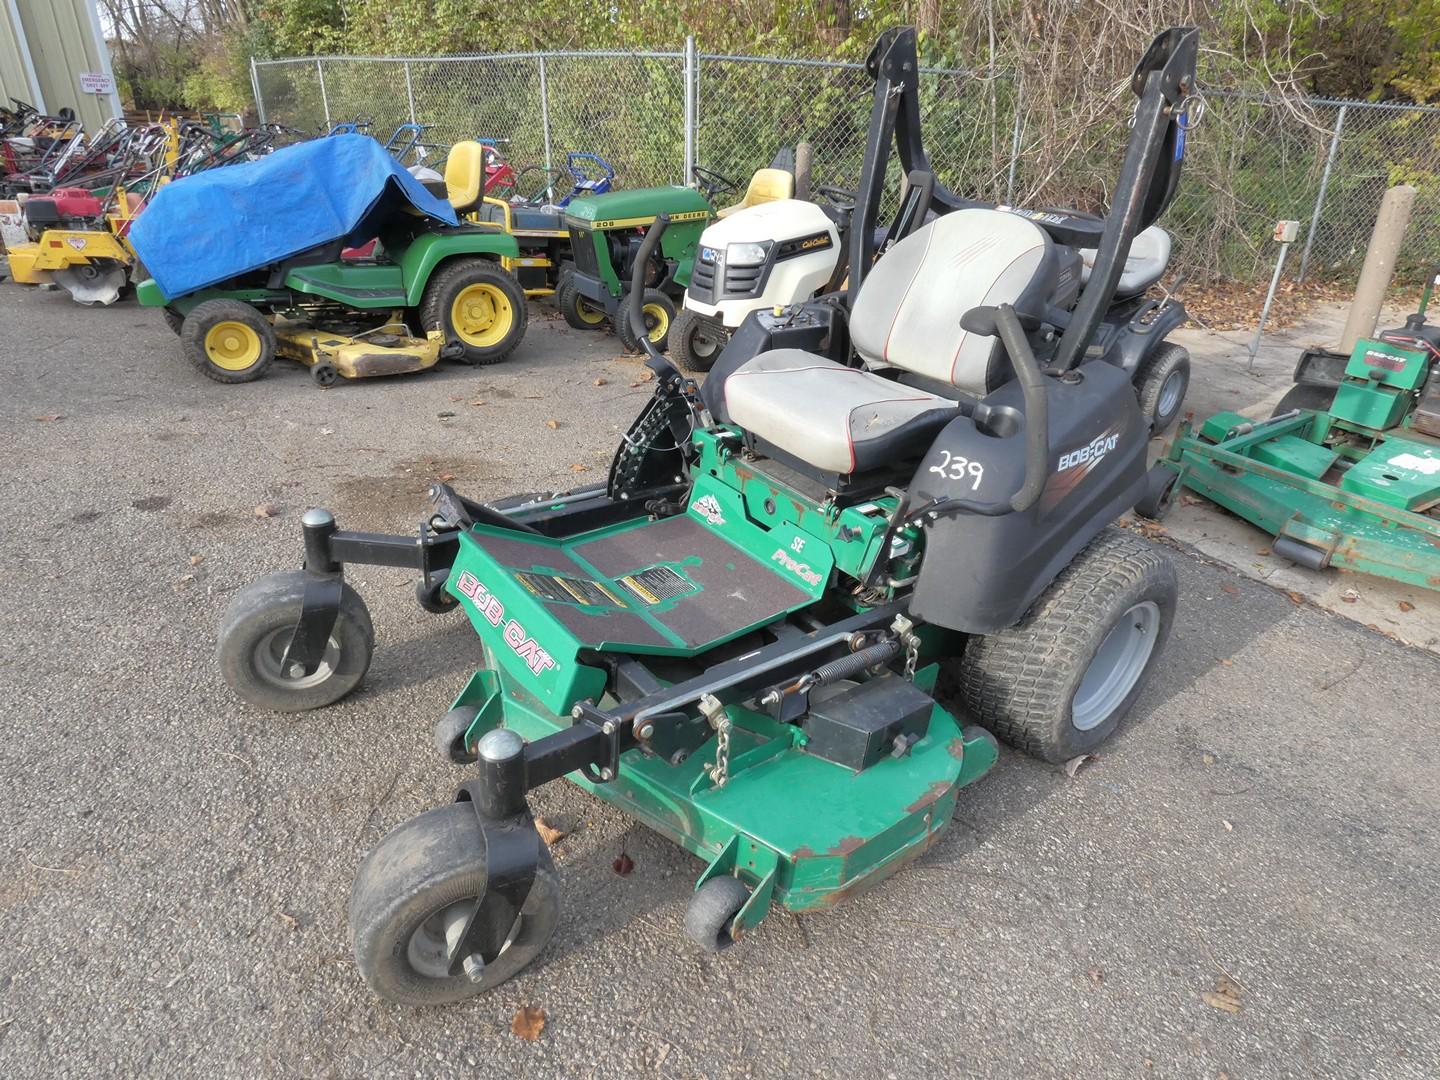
516, 571, 628, 607
617, 565, 697, 605
690, 493, 726, 526
452, 571, 558, 676
1387, 452, 1440, 476
65, 237, 87, 250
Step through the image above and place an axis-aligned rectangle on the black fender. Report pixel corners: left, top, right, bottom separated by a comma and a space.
907, 359, 1148, 634
1100, 298, 1188, 379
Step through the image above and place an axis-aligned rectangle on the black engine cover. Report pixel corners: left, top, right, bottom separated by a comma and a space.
908, 360, 1148, 634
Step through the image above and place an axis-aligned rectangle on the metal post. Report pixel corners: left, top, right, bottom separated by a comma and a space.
316, 59, 331, 128
1005, 96, 1023, 204
683, 36, 696, 185
538, 56, 553, 173
404, 61, 417, 125
1248, 240, 1293, 372
250, 57, 266, 125
1297, 103, 1347, 283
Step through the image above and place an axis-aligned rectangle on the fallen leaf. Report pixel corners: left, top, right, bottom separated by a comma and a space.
546, 419, 560, 429
1398, 600, 1415, 613
189, 554, 204, 566
535, 818, 568, 846
612, 852, 634, 876
253, 503, 280, 518
1180, 493, 1202, 506
470, 399, 487, 407
1222, 819, 1234, 832
1087, 967, 1104, 987
1202, 990, 1242, 1014
1215, 657, 1233, 666
1063, 753, 1096, 779
1340, 589, 1360, 604
593, 377, 607, 386
1285, 590, 1305, 605
1256, 548, 1272, 556
319, 426, 334, 436
511, 1006, 546, 1041
569, 463, 589, 473
1221, 583, 1239, 596
33, 413, 63, 422
436, 471, 455, 483
1202, 753, 1215, 766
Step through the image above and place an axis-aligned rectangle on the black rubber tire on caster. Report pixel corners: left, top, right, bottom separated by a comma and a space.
555, 273, 607, 331
162, 306, 184, 336
415, 571, 459, 614
1134, 341, 1190, 433
1272, 382, 1337, 417
683, 875, 751, 953
1134, 466, 1179, 521
433, 706, 479, 764
615, 288, 676, 354
217, 570, 374, 712
670, 306, 728, 373
956, 528, 1177, 763
180, 298, 277, 384
311, 361, 339, 387
350, 803, 561, 1006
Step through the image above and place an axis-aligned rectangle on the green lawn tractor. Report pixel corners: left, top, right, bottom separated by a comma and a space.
215, 25, 1195, 1004
136, 140, 529, 386
1149, 268, 1440, 590
556, 165, 797, 351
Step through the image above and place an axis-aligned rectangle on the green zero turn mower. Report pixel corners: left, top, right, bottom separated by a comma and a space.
556, 164, 798, 352
1149, 267, 1440, 590
218, 25, 1198, 1004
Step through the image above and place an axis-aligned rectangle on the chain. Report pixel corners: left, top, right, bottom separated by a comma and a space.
891, 615, 920, 681
698, 693, 733, 788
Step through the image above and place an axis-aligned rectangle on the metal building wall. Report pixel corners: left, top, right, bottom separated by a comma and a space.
0, 0, 120, 130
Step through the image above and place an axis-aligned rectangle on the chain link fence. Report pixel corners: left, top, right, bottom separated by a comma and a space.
251, 45, 1440, 286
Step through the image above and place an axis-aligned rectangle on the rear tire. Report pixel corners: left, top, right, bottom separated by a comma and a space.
556, 274, 608, 331
671, 306, 727, 372
419, 258, 527, 365
615, 288, 676, 354
1134, 342, 1190, 433
180, 299, 276, 384
1272, 382, 1337, 417
956, 528, 1177, 763
162, 306, 184, 336
350, 805, 561, 1006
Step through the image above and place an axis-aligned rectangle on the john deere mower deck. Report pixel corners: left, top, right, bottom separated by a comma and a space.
218, 24, 1197, 1006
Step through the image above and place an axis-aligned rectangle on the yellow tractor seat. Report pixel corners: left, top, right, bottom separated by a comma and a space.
717, 168, 795, 219
443, 141, 486, 213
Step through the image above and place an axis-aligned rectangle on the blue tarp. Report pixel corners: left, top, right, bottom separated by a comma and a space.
130, 134, 458, 300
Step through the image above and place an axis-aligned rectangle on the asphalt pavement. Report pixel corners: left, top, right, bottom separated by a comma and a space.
0, 284, 1437, 1078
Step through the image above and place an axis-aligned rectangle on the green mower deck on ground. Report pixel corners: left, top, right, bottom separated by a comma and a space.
1161, 326, 1440, 590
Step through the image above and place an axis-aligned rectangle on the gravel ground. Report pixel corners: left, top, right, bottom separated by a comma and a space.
1, 285, 1438, 1079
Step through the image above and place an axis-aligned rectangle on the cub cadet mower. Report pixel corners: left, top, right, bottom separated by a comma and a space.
131, 135, 529, 386
216, 25, 1194, 1005
557, 162, 797, 352
1150, 267, 1440, 590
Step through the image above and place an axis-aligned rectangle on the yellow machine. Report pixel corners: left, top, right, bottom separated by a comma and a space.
271, 315, 457, 386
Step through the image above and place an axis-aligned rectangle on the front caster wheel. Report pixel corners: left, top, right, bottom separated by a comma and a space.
350, 804, 561, 1006
433, 706, 479, 764
217, 570, 374, 712
415, 571, 459, 614
311, 361, 339, 388
683, 875, 751, 953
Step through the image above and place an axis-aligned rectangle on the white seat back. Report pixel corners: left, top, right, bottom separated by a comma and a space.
850, 208, 1051, 395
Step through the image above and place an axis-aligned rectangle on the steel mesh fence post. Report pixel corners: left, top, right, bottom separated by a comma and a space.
1298, 103, 1346, 283
1005, 97, 1023, 203
684, 37, 697, 185
404, 61, 417, 124
250, 57, 265, 124
538, 56, 553, 172
316, 59, 330, 128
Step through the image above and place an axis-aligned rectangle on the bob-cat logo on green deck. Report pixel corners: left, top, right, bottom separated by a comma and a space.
454, 570, 558, 676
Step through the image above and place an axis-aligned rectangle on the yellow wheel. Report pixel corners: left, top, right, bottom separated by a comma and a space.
421, 258, 528, 365
557, 275, 607, 330
615, 288, 677, 354
180, 299, 275, 383
449, 283, 513, 349
204, 321, 263, 370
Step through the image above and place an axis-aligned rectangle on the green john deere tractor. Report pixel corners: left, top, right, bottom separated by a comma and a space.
556, 165, 797, 351
1146, 267, 1440, 589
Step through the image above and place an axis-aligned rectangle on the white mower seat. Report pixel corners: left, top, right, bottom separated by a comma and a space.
1079, 224, 1170, 297
725, 349, 959, 473
725, 209, 1056, 473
